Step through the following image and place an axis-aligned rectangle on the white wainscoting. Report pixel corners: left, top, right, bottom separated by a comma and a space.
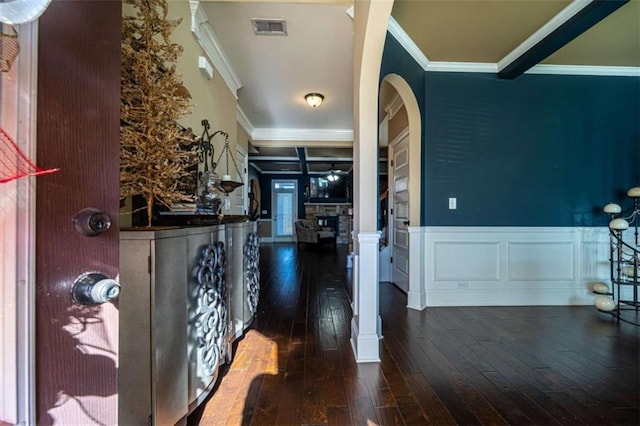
410, 227, 611, 307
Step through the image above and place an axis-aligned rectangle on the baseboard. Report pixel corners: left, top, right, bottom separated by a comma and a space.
350, 318, 381, 363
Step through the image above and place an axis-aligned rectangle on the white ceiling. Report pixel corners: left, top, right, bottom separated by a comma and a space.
202, 1, 354, 141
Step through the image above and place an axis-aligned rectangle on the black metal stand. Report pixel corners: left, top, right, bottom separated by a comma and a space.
599, 192, 640, 326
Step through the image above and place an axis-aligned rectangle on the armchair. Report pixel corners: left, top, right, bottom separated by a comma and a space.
295, 219, 336, 247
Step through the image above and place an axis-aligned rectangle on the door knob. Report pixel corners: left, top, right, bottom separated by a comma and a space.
72, 273, 120, 305
73, 207, 112, 236
403, 220, 410, 226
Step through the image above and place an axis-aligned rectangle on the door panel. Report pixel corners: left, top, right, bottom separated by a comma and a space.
272, 180, 297, 241
391, 134, 410, 293
36, 2, 121, 424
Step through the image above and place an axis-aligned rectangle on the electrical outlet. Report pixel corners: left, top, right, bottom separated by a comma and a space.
449, 197, 457, 210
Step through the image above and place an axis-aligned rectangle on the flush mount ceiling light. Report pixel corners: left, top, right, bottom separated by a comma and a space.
305, 93, 324, 108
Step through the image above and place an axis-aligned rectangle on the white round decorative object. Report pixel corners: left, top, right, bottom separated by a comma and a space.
594, 295, 616, 312
627, 187, 640, 198
0, 0, 51, 25
603, 203, 621, 214
592, 282, 610, 294
609, 218, 629, 231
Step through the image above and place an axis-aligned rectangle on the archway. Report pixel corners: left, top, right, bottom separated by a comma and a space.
380, 74, 425, 310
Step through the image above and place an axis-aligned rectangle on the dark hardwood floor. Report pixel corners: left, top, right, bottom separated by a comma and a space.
189, 243, 640, 426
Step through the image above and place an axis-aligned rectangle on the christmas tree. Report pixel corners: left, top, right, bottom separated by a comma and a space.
121, 0, 195, 227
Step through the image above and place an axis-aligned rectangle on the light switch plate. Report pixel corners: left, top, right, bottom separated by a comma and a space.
449, 198, 457, 209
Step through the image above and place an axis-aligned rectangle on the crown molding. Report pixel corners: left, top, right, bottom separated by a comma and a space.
526, 64, 640, 77
189, 1, 242, 99
426, 62, 497, 73
248, 163, 304, 176
251, 139, 352, 148
346, 5, 354, 19
249, 163, 302, 175
236, 105, 254, 137
250, 156, 298, 161
306, 156, 353, 162
426, 62, 497, 74
255, 169, 302, 175
422, 61, 640, 77
252, 128, 353, 142
387, 16, 429, 71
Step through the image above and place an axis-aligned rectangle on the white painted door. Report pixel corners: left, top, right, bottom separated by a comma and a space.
233, 145, 248, 215
272, 180, 297, 242
390, 133, 410, 293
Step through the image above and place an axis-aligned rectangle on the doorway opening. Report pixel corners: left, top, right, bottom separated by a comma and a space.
379, 73, 424, 310
271, 180, 297, 242
389, 129, 410, 293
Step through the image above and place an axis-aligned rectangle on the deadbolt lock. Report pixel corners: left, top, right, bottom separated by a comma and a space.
73, 207, 112, 236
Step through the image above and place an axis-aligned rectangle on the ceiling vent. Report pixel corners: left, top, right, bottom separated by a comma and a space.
251, 19, 287, 36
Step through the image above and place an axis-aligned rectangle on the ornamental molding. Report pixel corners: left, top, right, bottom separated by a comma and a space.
189, 1, 242, 98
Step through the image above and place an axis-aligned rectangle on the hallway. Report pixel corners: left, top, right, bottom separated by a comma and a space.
189, 243, 639, 425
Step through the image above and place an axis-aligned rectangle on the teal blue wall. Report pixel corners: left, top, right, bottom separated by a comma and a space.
381, 35, 640, 227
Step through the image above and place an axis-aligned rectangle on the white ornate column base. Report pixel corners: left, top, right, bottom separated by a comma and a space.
407, 227, 427, 310
350, 317, 380, 363
350, 231, 381, 363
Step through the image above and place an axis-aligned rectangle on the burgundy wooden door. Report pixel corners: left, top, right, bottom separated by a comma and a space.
36, 1, 121, 424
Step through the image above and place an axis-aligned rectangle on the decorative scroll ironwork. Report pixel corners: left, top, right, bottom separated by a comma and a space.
599, 189, 640, 326
244, 232, 260, 316
195, 241, 227, 376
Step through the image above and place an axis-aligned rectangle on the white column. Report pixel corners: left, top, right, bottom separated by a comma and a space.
407, 226, 426, 310
350, 0, 393, 363
350, 231, 381, 362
